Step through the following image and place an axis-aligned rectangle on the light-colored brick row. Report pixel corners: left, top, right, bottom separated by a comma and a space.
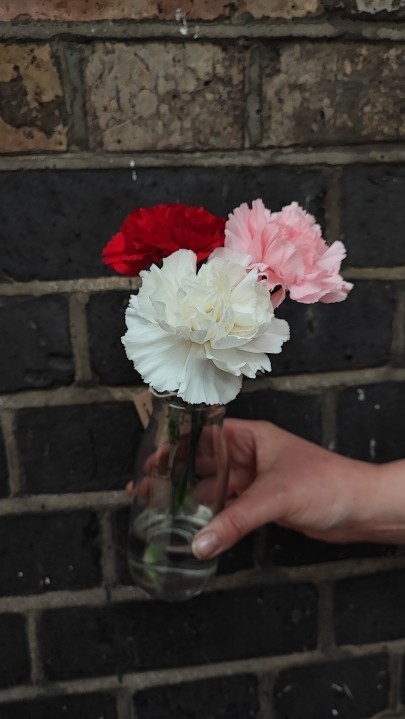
261, 43, 405, 147
84, 42, 246, 151
0, 44, 67, 152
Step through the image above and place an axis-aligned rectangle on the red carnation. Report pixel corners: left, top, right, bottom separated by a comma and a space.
102, 203, 226, 276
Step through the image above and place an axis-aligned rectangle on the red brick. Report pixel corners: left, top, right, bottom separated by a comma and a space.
238, 0, 322, 18
84, 42, 246, 151
0, 0, 233, 22
261, 43, 405, 147
0, 44, 67, 152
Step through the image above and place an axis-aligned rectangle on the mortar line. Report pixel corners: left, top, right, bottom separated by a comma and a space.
69, 293, 93, 383
1, 19, 405, 40
1, 145, 405, 171
98, 508, 119, 593
316, 582, 335, 652
0, 409, 24, 496
244, 44, 262, 149
117, 689, 135, 719
0, 642, 404, 705
257, 672, 275, 719
26, 611, 44, 685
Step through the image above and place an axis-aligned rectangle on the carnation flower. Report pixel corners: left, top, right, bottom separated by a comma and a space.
122, 248, 290, 405
102, 203, 225, 276
225, 199, 353, 307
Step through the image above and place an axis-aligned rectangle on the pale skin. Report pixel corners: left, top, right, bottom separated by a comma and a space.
191, 419, 405, 559
127, 418, 405, 559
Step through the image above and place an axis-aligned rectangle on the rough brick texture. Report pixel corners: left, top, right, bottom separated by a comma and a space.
0, 693, 118, 719
337, 383, 405, 462
0, 295, 74, 393
85, 43, 246, 151
0, 512, 101, 596
0, 44, 67, 152
273, 654, 389, 719
335, 570, 405, 644
323, 0, 405, 19
0, 429, 9, 497
261, 43, 405, 147
39, 584, 317, 679
275, 282, 395, 374
0, 168, 325, 282
228, 388, 323, 443
16, 403, 142, 493
87, 292, 143, 386
0, 0, 325, 21
133, 675, 260, 719
341, 165, 405, 267
261, 525, 397, 567
0, 614, 30, 689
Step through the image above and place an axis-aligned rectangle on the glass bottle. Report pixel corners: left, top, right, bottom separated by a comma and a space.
128, 392, 228, 601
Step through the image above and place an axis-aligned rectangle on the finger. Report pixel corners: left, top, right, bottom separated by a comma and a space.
191, 480, 287, 559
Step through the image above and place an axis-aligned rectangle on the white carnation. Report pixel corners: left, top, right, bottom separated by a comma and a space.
122, 248, 289, 404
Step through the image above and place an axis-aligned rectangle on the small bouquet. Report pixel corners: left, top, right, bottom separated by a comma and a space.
102, 199, 352, 405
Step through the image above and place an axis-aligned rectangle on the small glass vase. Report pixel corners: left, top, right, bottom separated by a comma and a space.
128, 391, 228, 601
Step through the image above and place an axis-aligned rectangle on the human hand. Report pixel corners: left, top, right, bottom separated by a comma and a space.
191, 418, 386, 559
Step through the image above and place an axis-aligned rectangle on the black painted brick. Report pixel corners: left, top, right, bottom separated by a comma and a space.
0, 427, 9, 497
0, 295, 74, 393
260, 525, 397, 567
39, 584, 317, 680
273, 654, 389, 719
0, 511, 101, 596
0, 614, 30, 689
335, 570, 405, 645
133, 675, 259, 719
113, 507, 255, 585
87, 291, 143, 386
0, 692, 118, 719
341, 165, 405, 267
227, 388, 322, 444
16, 402, 142, 493
274, 281, 395, 375
0, 168, 325, 281
337, 382, 405, 462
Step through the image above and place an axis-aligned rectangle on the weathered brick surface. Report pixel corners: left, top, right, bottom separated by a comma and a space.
134, 675, 260, 719
335, 570, 405, 644
275, 282, 395, 374
0, 693, 118, 719
0, 168, 325, 282
0, 296, 74, 393
87, 292, 143, 386
341, 165, 405, 267
261, 525, 396, 567
0, 512, 101, 596
273, 654, 389, 719
323, 0, 405, 19
238, 0, 322, 18
0, 44, 67, 152
84, 43, 246, 151
16, 403, 142, 494
261, 43, 405, 147
39, 584, 317, 679
0, 0, 234, 21
0, 614, 30, 689
337, 383, 405, 462
228, 388, 323, 443
0, 428, 9, 497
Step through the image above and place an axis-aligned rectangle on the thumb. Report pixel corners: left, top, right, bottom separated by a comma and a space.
192, 483, 282, 559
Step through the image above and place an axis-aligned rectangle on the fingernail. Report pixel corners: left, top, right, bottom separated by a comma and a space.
192, 531, 220, 559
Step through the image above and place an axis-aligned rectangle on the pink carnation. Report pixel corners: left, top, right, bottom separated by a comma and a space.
225, 199, 352, 307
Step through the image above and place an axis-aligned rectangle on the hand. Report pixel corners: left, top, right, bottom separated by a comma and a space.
191, 418, 403, 559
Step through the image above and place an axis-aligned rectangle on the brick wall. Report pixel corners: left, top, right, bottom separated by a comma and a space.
1, 2, 405, 718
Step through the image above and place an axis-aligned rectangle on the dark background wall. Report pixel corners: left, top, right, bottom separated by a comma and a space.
1, 2, 405, 718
